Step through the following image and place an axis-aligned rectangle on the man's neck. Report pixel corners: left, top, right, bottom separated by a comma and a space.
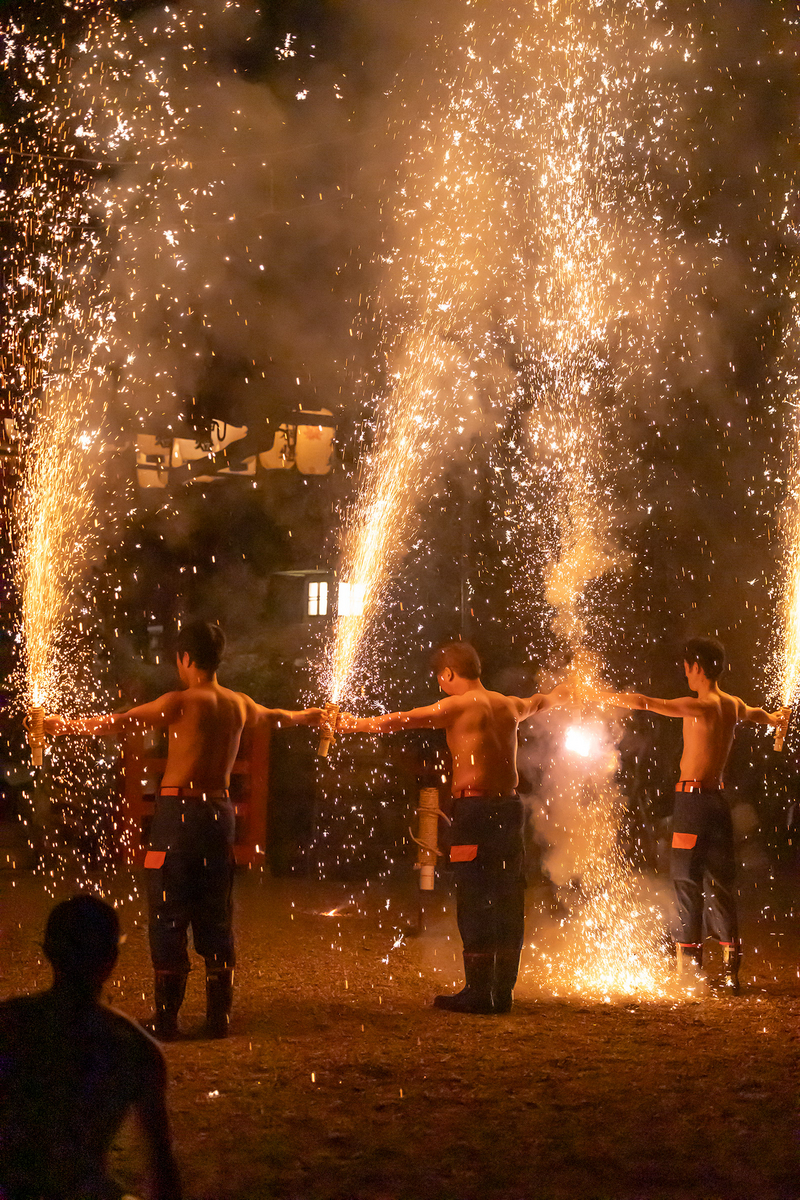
50, 977, 103, 1005
452, 678, 485, 697
185, 669, 217, 688
693, 678, 719, 700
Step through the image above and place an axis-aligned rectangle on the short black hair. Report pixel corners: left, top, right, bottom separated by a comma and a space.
177, 619, 225, 672
430, 642, 481, 680
43, 895, 120, 974
684, 636, 726, 681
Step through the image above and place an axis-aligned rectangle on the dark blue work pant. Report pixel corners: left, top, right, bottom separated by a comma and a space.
144, 795, 236, 973
449, 795, 526, 966
670, 788, 738, 946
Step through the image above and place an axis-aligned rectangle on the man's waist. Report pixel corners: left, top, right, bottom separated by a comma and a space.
675, 779, 724, 793
159, 786, 230, 799
453, 788, 519, 800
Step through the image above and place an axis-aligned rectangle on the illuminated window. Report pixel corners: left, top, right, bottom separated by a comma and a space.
307, 580, 328, 616
337, 580, 365, 617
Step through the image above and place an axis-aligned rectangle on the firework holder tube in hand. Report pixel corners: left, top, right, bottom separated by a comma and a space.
24, 706, 46, 768
775, 706, 793, 752
409, 786, 450, 891
318, 702, 340, 758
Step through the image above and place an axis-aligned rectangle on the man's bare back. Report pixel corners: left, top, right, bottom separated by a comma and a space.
676, 687, 740, 784
339, 674, 565, 796
440, 687, 525, 794
606, 659, 787, 786
155, 683, 248, 789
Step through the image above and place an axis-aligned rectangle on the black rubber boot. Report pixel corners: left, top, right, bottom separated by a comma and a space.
144, 970, 188, 1041
717, 942, 741, 994
205, 968, 234, 1038
493, 951, 521, 1014
676, 942, 703, 981
433, 952, 494, 1014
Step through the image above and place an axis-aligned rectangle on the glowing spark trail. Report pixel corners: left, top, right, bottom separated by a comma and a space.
329, 0, 692, 995
504, 0, 684, 997
0, 6, 130, 887
773, 278, 800, 734
4, 0, 352, 881
3, 7, 113, 722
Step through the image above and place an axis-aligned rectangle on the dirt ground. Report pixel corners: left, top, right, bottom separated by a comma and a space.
2, 868, 800, 1200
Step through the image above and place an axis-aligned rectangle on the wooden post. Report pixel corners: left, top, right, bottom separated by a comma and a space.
415, 786, 441, 891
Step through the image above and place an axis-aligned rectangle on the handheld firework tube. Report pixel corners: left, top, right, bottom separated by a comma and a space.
775, 706, 793, 753
24, 705, 45, 767
317, 702, 340, 758
411, 786, 446, 891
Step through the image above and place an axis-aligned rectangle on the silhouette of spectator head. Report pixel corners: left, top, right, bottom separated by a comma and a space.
43, 895, 121, 996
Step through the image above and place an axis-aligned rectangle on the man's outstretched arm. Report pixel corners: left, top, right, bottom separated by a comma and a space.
738, 700, 790, 728
271, 707, 324, 728
516, 683, 573, 721
602, 691, 704, 719
240, 695, 323, 730
338, 696, 460, 735
44, 693, 185, 738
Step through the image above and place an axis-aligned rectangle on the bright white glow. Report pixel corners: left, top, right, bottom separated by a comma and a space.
564, 726, 596, 758
337, 580, 365, 617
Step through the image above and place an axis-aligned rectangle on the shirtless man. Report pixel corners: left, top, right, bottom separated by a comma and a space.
0, 894, 182, 1200
332, 641, 568, 1014
604, 636, 789, 992
45, 620, 321, 1039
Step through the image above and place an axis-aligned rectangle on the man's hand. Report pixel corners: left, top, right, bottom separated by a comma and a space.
333, 712, 386, 733
574, 679, 615, 706
548, 682, 575, 707
769, 706, 791, 731
43, 714, 68, 737
270, 707, 325, 729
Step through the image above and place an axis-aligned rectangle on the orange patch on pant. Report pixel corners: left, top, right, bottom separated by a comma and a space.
450, 844, 478, 863
672, 832, 697, 850
144, 850, 166, 869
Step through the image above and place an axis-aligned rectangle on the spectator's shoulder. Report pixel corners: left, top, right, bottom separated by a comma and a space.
104, 1006, 167, 1077
0, 991, 47, 1026
0, 993, 51, 1056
